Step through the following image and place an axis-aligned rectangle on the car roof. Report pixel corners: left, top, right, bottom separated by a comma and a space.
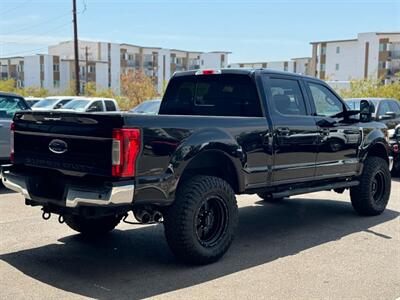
345, 98, 398, 101
45, 96, 85, 100
172, 68, 315, 80
70, 97, 116, 101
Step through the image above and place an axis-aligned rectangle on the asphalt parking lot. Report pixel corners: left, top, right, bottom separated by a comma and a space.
1, 179, 399, 300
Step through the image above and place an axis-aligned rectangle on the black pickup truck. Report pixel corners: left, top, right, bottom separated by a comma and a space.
2, 69, 393, 264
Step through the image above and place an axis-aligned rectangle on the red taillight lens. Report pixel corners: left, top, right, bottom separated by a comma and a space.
393, 144, 399, 153
10, 122, 15, 163
112, 128, 141, 177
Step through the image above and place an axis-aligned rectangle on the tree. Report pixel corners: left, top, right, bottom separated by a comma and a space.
120, 70, 158, 110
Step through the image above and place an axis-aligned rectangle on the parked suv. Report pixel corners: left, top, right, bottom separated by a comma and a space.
2, 69, 393, 264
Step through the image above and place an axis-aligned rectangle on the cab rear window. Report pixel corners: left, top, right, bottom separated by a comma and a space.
159, 74, 262, 117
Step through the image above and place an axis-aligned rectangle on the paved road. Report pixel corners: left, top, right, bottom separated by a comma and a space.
1, 180, 399, 300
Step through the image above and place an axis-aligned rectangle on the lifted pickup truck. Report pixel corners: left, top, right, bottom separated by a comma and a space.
2, 69, 393, 264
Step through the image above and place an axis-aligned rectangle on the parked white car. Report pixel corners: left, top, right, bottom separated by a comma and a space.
60, 97, 119, 112
24, 97, 43, 107
32, 96, 81, 110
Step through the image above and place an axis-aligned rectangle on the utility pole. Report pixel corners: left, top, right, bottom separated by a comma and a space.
85, 46, 88, 84
72, 0, 80, 95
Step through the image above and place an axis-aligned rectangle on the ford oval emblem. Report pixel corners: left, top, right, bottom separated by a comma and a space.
48, 139, 68, 154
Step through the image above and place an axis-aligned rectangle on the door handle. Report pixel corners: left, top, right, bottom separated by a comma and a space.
276, 128, 290, 136
319, 128, 330, 136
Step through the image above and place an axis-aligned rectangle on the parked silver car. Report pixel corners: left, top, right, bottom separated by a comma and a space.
0, 92, 30, 161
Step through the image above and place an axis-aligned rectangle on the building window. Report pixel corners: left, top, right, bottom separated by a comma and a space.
88, 65, 96, 73
40, 64, 44, 72
53, 64, 59, 72
321, 47, 326, 55
378, 61, 386, 69
335, 63, 339, 71
379, 43, 387, 52
336, 46, 340, 54
320, 63, 326, 71
40, 80, 44, 88
54, 80, 60, 88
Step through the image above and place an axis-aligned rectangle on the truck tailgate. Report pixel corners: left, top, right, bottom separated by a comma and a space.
13, 111, 124, 176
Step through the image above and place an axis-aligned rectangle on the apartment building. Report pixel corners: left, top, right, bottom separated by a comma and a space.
0, 56, 24, 87
121, 44, 230, 93
0, 55, 63, 91
310, 32, 400, 83
49, 40, 121, 94
228, 57, 311, 75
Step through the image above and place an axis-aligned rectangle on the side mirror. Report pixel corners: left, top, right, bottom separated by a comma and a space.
54, 103, 63, 109
359, 100, 375, 122
379, 111, 396, 120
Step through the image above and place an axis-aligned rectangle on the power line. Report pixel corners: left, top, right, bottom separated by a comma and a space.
0, 0, 31, 17
0, 21, 72, 45
5, 12, 71, 35
0, 46, 49, 57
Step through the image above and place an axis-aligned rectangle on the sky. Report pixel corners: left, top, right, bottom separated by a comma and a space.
0, 0, 399, 63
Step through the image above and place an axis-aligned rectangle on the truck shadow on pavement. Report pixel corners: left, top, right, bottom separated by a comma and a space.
1, 198, 398, 299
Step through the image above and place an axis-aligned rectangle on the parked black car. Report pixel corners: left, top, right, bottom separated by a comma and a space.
389, 124, 400, 175
2, 69, 393, 264
130, 99, 161, 115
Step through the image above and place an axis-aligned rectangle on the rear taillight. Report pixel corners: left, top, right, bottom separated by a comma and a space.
112, 128, 141, 177
393, 144, 399, 153
10, 122, 15, 163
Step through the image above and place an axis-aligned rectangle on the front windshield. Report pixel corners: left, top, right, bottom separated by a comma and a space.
132, 100, 161, 114
33, 98, 59, 108
62, 99, 88, 111
0, 96, 29, 118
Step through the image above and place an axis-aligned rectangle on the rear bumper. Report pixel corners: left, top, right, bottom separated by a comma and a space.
1, 166, 134, 208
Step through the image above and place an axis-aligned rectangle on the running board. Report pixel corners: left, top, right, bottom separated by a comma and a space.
271, 181, 360, 198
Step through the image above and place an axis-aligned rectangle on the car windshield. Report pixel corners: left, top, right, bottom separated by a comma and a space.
0, 96, 29, 118
62, 99, 89, 111
131, 100, 161, 114
33, 98, 59, 108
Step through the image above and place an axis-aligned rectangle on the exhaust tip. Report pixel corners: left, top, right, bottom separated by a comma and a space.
153, 212, 163, 223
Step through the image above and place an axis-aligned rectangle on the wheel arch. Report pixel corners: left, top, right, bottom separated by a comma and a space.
176, 149, 243, 195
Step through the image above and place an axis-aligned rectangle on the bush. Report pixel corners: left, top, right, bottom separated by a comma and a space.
339, 77, 400, 100
0, 79, 49, 97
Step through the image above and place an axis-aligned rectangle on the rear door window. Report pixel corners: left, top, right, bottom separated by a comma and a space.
160, 74, 262, 117
266, 78, 307, 116
87, 101, 104, 112
105, 101, 117, 111
377, 101, 392, 117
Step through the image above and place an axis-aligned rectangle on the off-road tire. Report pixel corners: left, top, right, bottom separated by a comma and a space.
64, 215, 122, 235
257, 191, 285, 202
163, 176, 238, 265
350, 156, 391, 216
